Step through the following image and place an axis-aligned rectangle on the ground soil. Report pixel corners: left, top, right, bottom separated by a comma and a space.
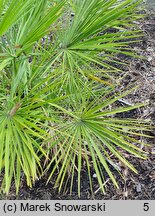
1, 11, 155, 200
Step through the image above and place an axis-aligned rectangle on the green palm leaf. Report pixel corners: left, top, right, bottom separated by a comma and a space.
46, 87, 151, 196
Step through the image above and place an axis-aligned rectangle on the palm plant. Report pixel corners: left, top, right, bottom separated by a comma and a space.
0, 0, 152, 196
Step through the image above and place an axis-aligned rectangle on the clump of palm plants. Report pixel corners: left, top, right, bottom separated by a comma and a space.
0, 0, 152, 196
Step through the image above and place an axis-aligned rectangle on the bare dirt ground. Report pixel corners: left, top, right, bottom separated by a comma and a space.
1, 10, 155, 200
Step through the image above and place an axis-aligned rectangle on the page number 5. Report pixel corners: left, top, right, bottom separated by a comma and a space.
143, 203, 149, 212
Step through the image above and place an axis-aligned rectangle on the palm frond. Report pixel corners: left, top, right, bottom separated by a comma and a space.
46, 87, 151, 196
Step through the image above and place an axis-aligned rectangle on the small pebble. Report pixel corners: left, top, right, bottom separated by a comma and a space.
136, 183, 142, 193
148, 56, 153, 62
146, 47, 154, 52
93, 173, 97, 178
